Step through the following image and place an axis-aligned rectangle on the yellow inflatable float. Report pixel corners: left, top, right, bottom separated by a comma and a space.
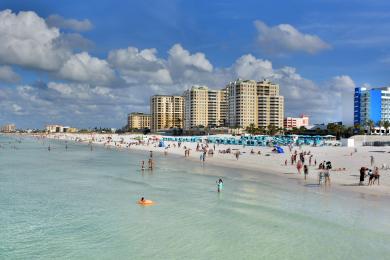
138, 197, 154, 206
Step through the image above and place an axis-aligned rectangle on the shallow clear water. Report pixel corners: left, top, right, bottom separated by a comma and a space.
1, 135, 390, 260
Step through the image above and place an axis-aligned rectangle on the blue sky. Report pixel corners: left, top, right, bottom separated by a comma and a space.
0, 0, 390, 128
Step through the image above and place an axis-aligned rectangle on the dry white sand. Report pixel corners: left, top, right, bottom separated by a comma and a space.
45, 133, 390, 197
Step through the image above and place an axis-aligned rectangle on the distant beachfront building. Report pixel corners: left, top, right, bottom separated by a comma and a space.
150, 95, 184, 132
354, 87, 390, 126
226, 79, 284, 129
257, 79, 284, 128
128, 112, 151, 130
227, 79, 258, 128
1, 124, 16, 133
46, 125, 78, 133
184, 86, 227, 129
284, 115, 310, 130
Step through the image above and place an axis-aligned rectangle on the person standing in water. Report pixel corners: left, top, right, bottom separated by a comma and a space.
141, 160, 145, 171
217, 178, 223, 192
148, 158, 154, 170
303, 165, 309, 180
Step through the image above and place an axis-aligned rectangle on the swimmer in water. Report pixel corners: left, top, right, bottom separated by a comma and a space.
217, 178, 223, 192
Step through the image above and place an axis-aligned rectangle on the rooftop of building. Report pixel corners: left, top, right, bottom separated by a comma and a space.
356, 86, 390, 92
129, 112, 151, 116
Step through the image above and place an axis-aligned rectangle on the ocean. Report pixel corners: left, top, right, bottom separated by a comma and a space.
1, 135, 390, 259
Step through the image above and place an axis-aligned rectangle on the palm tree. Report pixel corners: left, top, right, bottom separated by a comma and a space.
367, 120, 375, 135
378, 120, 384, 135
384, 121, 390, 135
246, 123, 256, 135
267, 124, 278, 136
258, 126, 266, 135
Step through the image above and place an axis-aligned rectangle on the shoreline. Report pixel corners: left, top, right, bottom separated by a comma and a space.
19, 133, 390, 198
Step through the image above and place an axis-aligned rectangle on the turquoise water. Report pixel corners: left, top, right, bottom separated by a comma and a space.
1, 135, 390, 259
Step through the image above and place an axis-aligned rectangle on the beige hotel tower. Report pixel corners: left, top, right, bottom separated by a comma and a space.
184, 86, 227, 129
226, 79, 284, 129
127, 112, 151, 130
150, 95, 185, 132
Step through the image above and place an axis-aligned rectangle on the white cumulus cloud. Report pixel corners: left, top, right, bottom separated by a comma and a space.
168, 44, 213, 72
0, 9, 70, 70
254, 20, 331, 55
108, 47, 172, 84
58, 52, 115, 85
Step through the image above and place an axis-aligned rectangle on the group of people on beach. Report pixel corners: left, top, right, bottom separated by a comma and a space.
359, 166, 380, 185
286, 148, 334, 185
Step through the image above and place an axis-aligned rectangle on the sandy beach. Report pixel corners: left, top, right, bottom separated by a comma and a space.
41, 133, 390, 197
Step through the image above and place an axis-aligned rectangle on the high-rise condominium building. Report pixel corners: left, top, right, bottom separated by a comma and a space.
128, 112, 151, 130
184, 86, 227, 129
1, 124, 16, 133
150, 95, 184, 132
226, 79, 284, 129
227, 79, 258, 128
354, 87, 390, 125
257, 79, 284, 129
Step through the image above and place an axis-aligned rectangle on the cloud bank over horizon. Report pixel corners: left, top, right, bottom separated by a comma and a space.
0, 9, 356, 128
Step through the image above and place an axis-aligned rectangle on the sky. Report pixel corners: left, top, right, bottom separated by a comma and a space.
1, 0, 390, 128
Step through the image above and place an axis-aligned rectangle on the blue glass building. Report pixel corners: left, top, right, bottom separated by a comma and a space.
354, 87, 390, 126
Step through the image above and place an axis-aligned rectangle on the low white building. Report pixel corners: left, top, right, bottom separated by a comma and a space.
46, 125, 76, 133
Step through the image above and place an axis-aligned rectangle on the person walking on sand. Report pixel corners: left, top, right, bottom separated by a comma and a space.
297, 160, 303, 174
370, 155, 374, 166
368, 168, 374, 185
304, 165, 309, 180
359, 167, 366, 185
373, 167, 380, 185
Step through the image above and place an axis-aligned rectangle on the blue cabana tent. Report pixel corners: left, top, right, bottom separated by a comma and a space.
275, 146, 284, 153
